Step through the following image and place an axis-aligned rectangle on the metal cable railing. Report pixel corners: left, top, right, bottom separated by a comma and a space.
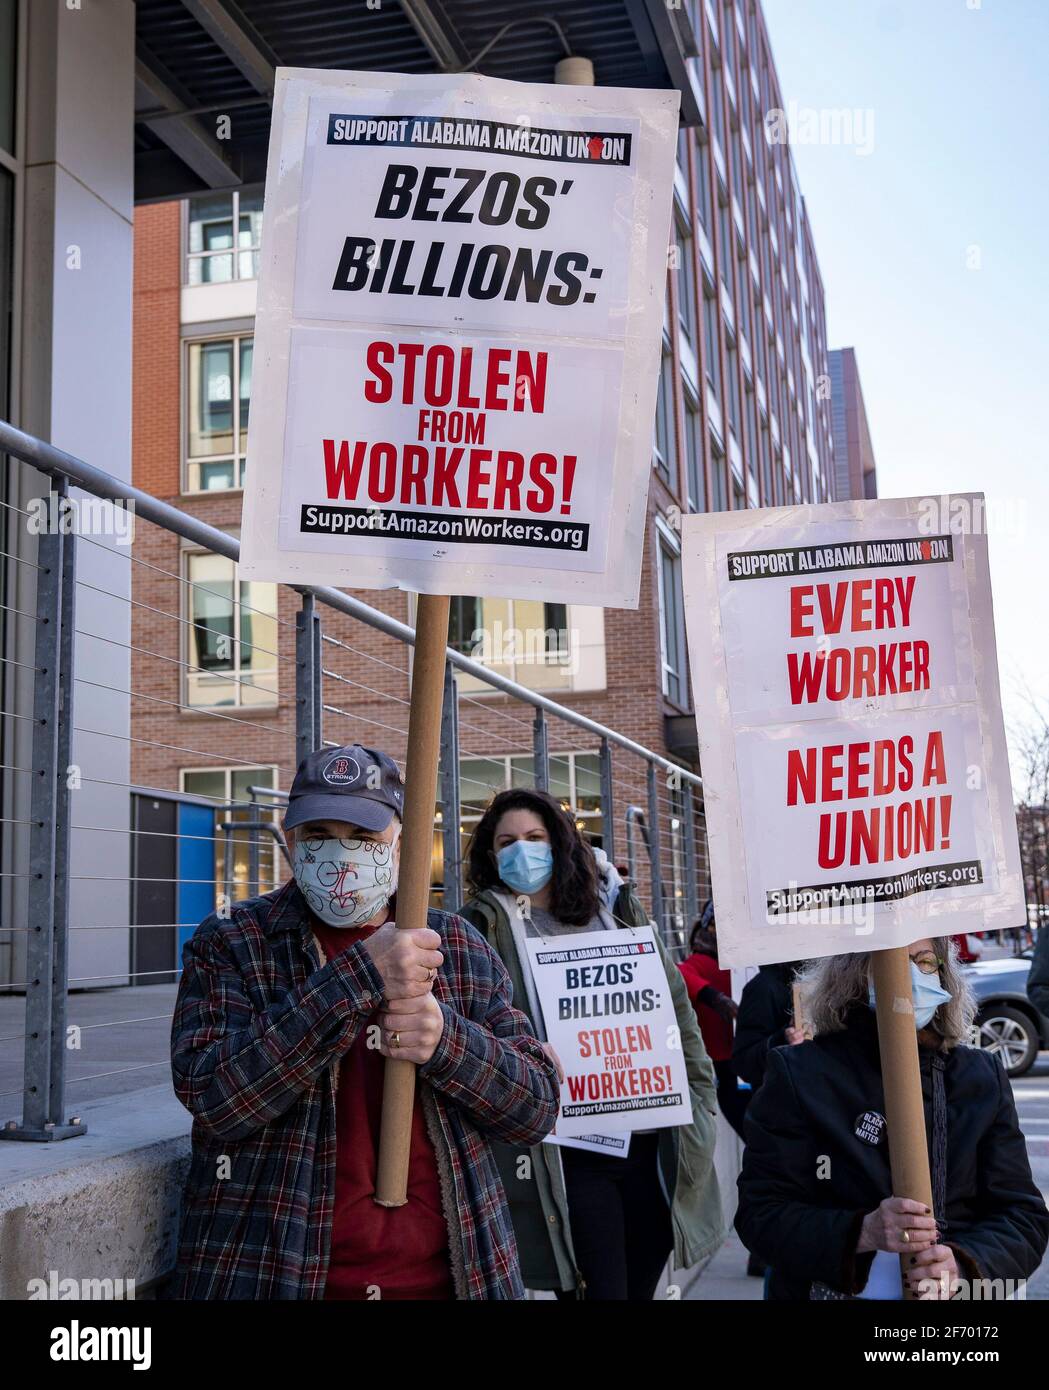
0, 417, 706, 1140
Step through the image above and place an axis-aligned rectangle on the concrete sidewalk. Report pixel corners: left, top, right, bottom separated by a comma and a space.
0, 984, 179, 1114
686, 1230, 764, 1300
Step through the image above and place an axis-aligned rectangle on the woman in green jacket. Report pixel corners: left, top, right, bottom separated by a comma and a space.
459, 787, 724, 1300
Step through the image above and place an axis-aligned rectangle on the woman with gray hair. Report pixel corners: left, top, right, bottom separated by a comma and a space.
735, 936, 1049, 1300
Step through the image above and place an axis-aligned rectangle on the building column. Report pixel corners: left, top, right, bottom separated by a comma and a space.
4, 0, 135, 989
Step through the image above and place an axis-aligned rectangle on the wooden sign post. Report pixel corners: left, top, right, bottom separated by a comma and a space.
374, 592, 450, 1207
791, 982, 805, 1037
869, 945, 934, 1300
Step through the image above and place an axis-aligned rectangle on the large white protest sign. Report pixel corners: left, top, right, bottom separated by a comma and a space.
238, 68, 678, 606
681, 496, 1024, 968
525, 927, 693, 1137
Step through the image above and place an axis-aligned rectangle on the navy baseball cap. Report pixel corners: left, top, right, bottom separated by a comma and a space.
284, 744, 405, 833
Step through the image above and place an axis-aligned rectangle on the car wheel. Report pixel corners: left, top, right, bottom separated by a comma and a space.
976, 1005, 1039, 1077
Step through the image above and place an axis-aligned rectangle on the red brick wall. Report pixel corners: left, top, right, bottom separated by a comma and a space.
132, 202, 181, 499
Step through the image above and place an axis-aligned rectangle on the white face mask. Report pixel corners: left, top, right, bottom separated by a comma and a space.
291, 831, 399, 928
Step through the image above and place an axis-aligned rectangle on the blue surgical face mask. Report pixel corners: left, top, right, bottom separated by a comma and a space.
868, 960, 953, 1029
496, 839, 553, 895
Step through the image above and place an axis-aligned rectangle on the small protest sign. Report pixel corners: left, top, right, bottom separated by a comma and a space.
545, 1132, 632, 1159
525, 927, 694, 1137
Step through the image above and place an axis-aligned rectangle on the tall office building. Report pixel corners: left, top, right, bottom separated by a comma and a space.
828, 346, 878, 501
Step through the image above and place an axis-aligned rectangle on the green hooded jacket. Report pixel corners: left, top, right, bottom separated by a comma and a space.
459, 886, 725, 1293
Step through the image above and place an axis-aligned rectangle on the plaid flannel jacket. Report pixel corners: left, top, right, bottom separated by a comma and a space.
169, 878, 559, 1300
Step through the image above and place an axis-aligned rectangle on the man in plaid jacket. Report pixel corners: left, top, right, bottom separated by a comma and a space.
170, 744, 559, 1300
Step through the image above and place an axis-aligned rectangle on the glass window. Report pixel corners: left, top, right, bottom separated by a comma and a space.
495, 599, 572, 664
544, 602, 569, 660
738, 63, 751, 132
711, 439, 728, 512
717, 189, 731, 274
448, 596, 483, 655
190, 340, 233, 455
738, 273, 751, 343
448, 596, 578, 693
239, 337, 252, 453
722, 2, 736, 76
0, 0, 15, 156
459, 755, 511, 816
237, 192, 263, 279
0, 167, 11, 426
744, 384, 758, 475
181, 765, 280, 905
658, 533, 688, 708
748, 176, 759, 243
188, 194, 234, 283
185, 551, 278, 708
702, 290, 721, 397
760, 421, 773, 504
755, 97, 767, 183
711, 61, 725, 147
187, 334, 253, 491
726, 342, 741, 438
730, 130, 743, 194
684, 392, 705, 513
653, 350, 677, 482
459, 751, 604, 842
695, 139, 713, 232
675, 219, 697, 347
573, 752, 603, 819
188, 190, 263, 284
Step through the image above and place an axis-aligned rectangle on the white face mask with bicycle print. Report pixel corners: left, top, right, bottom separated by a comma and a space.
292, 831, 400, 928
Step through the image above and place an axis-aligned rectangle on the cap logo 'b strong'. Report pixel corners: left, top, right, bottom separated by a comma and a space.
322, 754, 361, 787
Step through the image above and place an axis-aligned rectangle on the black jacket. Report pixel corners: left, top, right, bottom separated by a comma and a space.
732, 962, 797, 1090
1028, 926, 1049, 1018
735, 1005, 1049, 1299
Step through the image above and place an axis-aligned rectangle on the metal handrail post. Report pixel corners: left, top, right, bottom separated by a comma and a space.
439, 661, 462, 914
647, 763, 665, 944
599, 737, 616, 864
296, 592, 317, 765
2, 480, 85, 1141
683, 781, 699, 929
533, 707, 549, 793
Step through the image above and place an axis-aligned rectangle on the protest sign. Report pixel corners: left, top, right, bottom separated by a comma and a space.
545, 1132, 631, 1159
238, 67, 679, 607
681, 495, 1023, 968
525, 927, 693, 1137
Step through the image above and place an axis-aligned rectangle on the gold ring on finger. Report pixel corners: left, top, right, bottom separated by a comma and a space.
389, 1031, 400, 1047
901, 1229, 910, 1243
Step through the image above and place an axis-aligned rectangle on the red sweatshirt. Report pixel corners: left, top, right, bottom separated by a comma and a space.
678, 951, 734, 1062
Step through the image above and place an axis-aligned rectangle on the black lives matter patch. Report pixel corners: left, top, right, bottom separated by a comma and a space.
854, 1111, 887, 1146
